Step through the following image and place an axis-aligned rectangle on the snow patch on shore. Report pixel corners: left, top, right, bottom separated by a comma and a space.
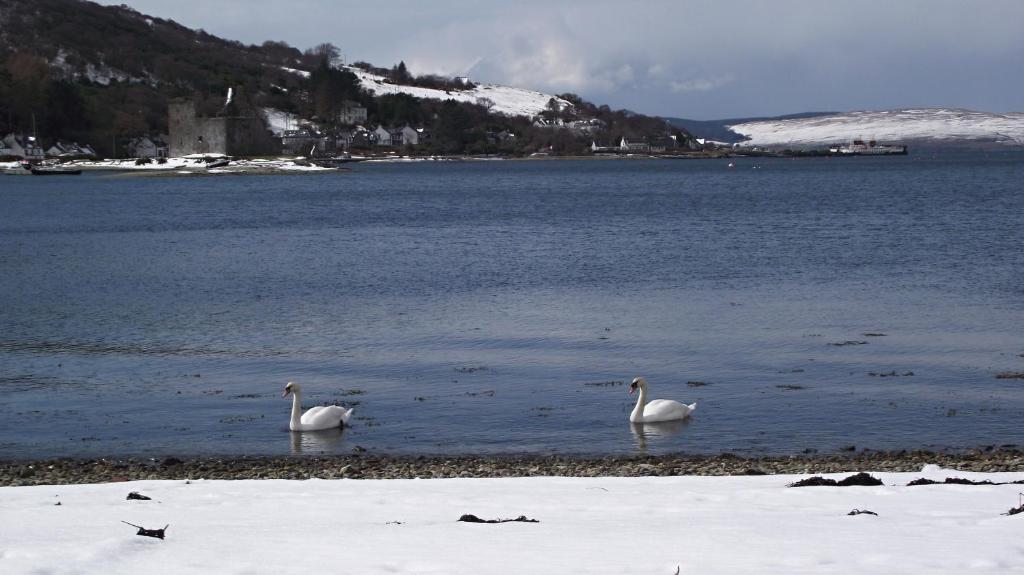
2, 468, 1022, 574
49, 157, 334, 173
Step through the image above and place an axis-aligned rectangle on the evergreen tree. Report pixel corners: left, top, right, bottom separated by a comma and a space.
391, 61, 411, 84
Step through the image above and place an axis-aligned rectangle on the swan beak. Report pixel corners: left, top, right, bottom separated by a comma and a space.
628, 385, 636, 395
282, 389, 291, 397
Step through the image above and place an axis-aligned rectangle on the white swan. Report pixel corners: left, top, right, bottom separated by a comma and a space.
628, 377, 696, 423
283, 381, 354, 431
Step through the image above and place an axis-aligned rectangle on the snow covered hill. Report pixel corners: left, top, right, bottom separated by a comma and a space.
268, 66, 572, 135
340, 67, 572, 118
728, 109, 1024, 147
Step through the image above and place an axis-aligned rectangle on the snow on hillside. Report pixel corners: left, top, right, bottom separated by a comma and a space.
729, 109, 1024, 146
261, 108, 303, 136
343, 66, 571, 118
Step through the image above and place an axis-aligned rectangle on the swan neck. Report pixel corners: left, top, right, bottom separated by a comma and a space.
289, 389, 303, 429
630, 385, 648, 422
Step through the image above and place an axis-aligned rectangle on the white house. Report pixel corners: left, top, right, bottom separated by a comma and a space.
46, 141, 98, 158
1, 133, 45, 160
373, 125, 393, 147
402, 126, 419, 146
0, 137, 18, 158
125, 136, 168, 158
619, 137, 650, 153
569, 118, 606, 135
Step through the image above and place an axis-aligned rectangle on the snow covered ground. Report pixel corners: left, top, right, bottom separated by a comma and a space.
729, 108, 1024, 147
341, 66, 571, 118
2, 465, 1022, 574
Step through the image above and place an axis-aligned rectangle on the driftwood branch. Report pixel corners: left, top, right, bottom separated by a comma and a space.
1006, 494, 1024, 516
847, 509, 879, 516
121, 521, 168, 539
458, 514, 539, 523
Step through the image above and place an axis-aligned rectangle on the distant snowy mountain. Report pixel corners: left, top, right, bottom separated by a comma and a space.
341, 66, 571, 118
728, 109, 1024, 146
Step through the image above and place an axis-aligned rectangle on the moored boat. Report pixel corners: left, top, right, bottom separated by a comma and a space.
829, 139, 908, 155
30, 167, 82, 175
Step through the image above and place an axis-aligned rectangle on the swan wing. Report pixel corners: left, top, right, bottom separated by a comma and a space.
641, 399, 696, 422
300, 405, 349, 430
301, 406, 328, 421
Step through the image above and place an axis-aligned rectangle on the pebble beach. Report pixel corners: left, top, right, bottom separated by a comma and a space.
4, 448, 1024, 486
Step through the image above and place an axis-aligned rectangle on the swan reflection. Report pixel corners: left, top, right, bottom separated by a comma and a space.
289, 427, 346, 454
630, 419, 691, 452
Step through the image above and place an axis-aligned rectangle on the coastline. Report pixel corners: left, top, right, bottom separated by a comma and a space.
2, 152, 733, 178
4, 448, 1022, 486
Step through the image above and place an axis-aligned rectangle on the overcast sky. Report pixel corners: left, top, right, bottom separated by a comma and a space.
97, 0, 1024, 120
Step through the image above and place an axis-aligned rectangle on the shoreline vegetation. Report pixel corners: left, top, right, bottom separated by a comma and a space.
4, 448, 1023, 486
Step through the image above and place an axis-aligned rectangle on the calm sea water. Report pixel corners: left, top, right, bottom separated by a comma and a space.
2, 154, 1023, 459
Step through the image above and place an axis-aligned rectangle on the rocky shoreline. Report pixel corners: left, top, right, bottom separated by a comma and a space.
3, 449, 1023, 486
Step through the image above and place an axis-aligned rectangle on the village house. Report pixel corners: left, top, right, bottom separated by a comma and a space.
619, 137, 650, 153
401, 126, 419, 146
486, 129, 514, 145
568, 118, 606, 136
385, 125, 429, 147
125, 136, 168, 158
388, 127, 406, 146
532, 117, 565, 129
372, 125, 392, 147
281, 129, 335, 156
334, 129, 352, 150
695, 138, 717, 151
407, 125, 428, 144
368, 125, 432, 148
590, 140, 619, 154
337, 100, 367, 125
0, 133, 46, 160
648, 136, 677, 154
46, 141, 97, 159
0, 139, 12, 158
347, 127, 373, 149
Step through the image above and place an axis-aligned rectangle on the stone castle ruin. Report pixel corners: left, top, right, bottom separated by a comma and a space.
168, 97, 278, 157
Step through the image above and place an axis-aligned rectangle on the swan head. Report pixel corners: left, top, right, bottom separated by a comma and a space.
282, 381, 301, 397
628, 376, 647, 395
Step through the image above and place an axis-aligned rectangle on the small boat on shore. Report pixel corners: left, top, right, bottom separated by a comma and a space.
311, 156, 366, 168
30, 167, 82, 175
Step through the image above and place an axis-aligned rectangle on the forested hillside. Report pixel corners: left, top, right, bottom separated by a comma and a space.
0, 0, 692, 156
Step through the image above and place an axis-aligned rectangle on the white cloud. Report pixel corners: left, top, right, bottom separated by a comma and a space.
96, 0, 1024, 118
670, 75, 735, 93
